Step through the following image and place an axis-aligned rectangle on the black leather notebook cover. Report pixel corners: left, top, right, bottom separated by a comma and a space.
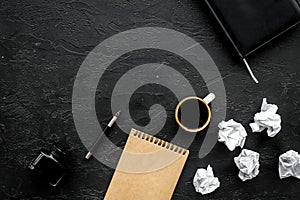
204, 0, 300, 58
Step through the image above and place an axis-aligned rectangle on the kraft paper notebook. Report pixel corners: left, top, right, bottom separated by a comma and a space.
104, 129, 189, 200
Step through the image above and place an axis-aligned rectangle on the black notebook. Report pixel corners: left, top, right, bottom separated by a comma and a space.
204, 0, 300, 82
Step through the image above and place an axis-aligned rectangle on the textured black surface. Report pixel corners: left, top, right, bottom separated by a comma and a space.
1, 0, 300, 199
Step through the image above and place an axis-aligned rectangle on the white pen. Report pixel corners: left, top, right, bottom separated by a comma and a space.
85, 110, 121, 159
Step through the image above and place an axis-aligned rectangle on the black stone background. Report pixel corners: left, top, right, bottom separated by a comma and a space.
0, 0, 300, 199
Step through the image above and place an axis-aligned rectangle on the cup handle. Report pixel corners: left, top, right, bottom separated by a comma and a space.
203, 93, 215, 104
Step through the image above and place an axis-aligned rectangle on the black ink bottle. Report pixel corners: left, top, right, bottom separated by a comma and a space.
29, 144, 68, 187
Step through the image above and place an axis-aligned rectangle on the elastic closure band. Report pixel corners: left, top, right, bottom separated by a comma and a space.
243, 58, 259, 84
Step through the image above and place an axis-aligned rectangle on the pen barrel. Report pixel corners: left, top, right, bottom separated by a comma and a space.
89, 126, 111, 153
86, 113, 120, 159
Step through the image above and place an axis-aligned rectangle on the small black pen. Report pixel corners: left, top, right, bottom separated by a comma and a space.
85, 110, 121, 159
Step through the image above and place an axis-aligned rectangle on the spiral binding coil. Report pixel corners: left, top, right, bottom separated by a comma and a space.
131, 129, 187, 156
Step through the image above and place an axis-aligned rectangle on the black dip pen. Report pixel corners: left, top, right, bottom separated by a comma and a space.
85, 110, 121, 160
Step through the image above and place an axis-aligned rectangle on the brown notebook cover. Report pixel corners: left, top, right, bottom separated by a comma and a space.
104, 129, 189, 200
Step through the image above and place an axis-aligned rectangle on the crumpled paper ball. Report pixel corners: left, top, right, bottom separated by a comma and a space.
218, 119, 247, 151
249, 98, 281, 137
234, 149, 260, 181
193, 165, 220, 195
279, 150, 300, 179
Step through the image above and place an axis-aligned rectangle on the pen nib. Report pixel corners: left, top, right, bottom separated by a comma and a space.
115, 110, 121, 117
